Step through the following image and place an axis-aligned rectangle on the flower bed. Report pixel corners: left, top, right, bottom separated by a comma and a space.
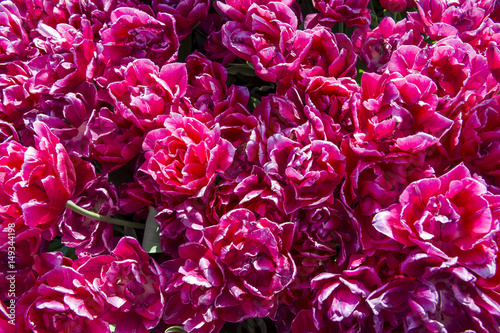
1, 0, 500, 332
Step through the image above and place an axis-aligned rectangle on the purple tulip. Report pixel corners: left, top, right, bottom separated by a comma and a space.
373, 164, 500, 278
401, 252, 500, 332
352, 17, 424, 73
221, 2, 313, 82
99, 7, 179, 66
310, 267, 382, 331
17, 265, 110, 332
162, 242, 226, 333
204, 209, 296, 319
75, 237, 166, 333
408, 0, 495, 41
0, 1, 30, 62
459, 96, 500, 193
264, 131, 346, 214
153, 0, 210, 40
305, 0, 371, 28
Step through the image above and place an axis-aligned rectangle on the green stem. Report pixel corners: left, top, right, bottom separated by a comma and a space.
65, 201, 145, 229
369, 1, 378, 28
394, 11, 402, 22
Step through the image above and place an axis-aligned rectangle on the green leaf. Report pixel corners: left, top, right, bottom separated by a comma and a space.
178, 33, 192, 62
356, 65, 367, 85
424, 35, 437, 45
249, 96, 262, 111
250, 84, 274, 93
47, 237, 63, 252
47, 237, 77, 260
60, 245, 76, 260
226, 62, 256, 77
142, 207, 163, 254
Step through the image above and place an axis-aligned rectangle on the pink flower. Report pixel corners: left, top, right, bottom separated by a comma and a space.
107, 60, 188, 131
27, 17, 99, 95
0, 61, 34, 130
292, 199, 360, 277
153, 0, 210, 40
26, 52, 90, 97
183, 52, 257, 155
221, 2, 313, 82
304, 28, 356, 79
264, 125, 347, 214
19, 0, 81, 31
366, 278, 441, 332
0, 140, 59, 297
156, 165, 288, 258
99, 7, 179, 66
303, 76, 359, 136
162, 242, 226, 333
254, 90, 308, 139
351, 71, 454, 163
184, 52, 229, 120
13, 123, 77, 235
24, 81, 98, 158
341, 147, 434, 217
87, 107, 144, 173
279, 27, 357, 91
74, 237, 166, 333
408, 0, 494, 41
460, 96, 500, 192
224, 166, 284, 222
17, 264, 110, 332
254, 85, 348, 147
140, 113, 235, 199
33, 16, 95, 55
204, 209, 296, 319
305, 0, 371, 28
77, 0, 154, 35
217, 0, 295, 22
0, 1, 30, 61
352, 17, 424, 72
388, 38, 497, 117
373, 164, 500, 278
401, 252, 500, 332
179, 165, 286, 231
0, 123, 96, 244
310, 267, 382, 331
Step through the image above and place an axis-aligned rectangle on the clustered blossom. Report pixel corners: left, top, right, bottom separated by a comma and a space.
373, 164, 500, 278
2, 0, 500, 332
352, 17, 424, 72
99, 7, 179, 66
221, 1, 313, 82
74, 237, 167, 333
